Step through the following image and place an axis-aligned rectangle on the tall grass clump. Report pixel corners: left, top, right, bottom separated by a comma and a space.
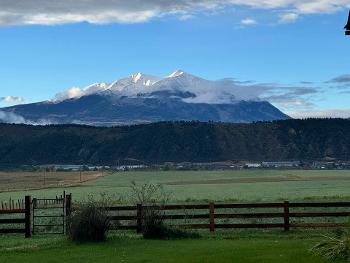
67, 196, 110, 242
129, 181, 197, 239
311, 231, 350, 261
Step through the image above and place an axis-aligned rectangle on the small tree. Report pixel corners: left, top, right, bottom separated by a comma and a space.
129, 182, 189, 239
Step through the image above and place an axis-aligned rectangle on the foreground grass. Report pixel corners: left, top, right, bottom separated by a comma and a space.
0, 232, 341, 263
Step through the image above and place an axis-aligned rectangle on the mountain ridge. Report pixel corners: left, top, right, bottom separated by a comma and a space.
0, 119, 349, 166
0, 70, 290, 125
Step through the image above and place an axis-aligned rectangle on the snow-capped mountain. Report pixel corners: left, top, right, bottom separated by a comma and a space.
54, 70, 253, 103
0, 70, 290, 125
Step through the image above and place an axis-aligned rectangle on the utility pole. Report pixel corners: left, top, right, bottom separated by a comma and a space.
43, 168, 46, 186
345, 10, 350, 35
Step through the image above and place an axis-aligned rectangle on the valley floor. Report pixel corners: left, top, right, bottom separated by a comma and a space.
1, 170, 350, 202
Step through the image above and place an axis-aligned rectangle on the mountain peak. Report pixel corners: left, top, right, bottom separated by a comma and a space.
128, 72, 160, 87
168, 69, 185, 78
1, 69, 290, 125
130, 72, 143, 83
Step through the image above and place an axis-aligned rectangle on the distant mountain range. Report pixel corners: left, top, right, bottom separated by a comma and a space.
0, 119, 349, 166
0, 70, 289, 125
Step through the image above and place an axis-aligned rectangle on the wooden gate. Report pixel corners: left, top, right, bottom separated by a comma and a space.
32, 193, 71, 235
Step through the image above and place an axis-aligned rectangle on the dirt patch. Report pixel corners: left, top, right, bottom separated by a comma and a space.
165, 175, 350, 186
0, 171, 106, 192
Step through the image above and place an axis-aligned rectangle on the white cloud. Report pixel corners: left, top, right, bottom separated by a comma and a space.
0, 0, 349, 25
53, 70, 322, 113
179, 14, 195, 21
0, 110, 53, 124
54, 83, 109, 101
0, 96, 25, 103
240, 18, 257, 25
279, 12, 299, 23
289, 109, 350, 119
0, 111, 26, 123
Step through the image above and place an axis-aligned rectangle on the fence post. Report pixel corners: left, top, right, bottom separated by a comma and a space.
209, 202, 215, 232
25, 196, 32, 238
65, 194, 72, 217
137, 204, 143, 234
65, 194, 72, 234
283, 201, 290, 231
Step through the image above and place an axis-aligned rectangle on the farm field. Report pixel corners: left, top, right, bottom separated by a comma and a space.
0, 233, 335, 263
0, 171, 105, 192
1, 170, 350, 202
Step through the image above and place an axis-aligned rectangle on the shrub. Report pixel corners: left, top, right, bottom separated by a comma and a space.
67, 198, 110, 242
311, 233, 350, 261
142, 213, 199, 240
128, 182, 196, 239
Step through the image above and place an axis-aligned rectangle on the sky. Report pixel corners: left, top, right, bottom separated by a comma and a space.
0, 0, 350, 118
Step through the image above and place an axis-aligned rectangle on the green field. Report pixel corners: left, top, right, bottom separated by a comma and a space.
1, 169, 350, 202
0, 232, 338, 263
1, 170, 350, 263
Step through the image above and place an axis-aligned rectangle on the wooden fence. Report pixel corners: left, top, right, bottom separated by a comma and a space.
0, 196, 31, 238
107, 201, 350, 232
2, 198, 350, 237
0, 194, 72, 238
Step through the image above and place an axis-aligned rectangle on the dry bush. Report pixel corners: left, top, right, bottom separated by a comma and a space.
67, 197, 110, 242
311, 232, 350, 261
128, 181, 197, 239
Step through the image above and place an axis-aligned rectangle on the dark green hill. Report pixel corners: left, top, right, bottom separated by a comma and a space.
0, 119, 349, 165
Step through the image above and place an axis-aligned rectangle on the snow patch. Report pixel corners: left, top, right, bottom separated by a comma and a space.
167, 70, 184, 78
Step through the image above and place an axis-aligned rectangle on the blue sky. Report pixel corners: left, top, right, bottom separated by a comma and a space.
0, 1, 350, 117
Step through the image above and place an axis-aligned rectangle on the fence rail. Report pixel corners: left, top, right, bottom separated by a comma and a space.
2, 198, 350, 237
0, 194, 71, 238
106, 201, 350, 232
0, 196, 31, 237
1, 198, 25, 210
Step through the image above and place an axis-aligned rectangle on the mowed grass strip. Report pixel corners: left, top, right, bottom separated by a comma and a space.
0, 234, 334, 263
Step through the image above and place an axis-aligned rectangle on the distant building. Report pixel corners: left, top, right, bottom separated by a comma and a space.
38, 164, 110, 171
115, 165, 148, 171
261, 161, 300, 168
245, 163, 262, 168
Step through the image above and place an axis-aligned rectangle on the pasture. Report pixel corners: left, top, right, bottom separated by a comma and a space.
1, 169, 350, 202
1, 170, 350, 263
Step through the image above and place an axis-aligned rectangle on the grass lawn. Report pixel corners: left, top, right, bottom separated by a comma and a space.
1, 170, 350, 202
0, 232, 339, 263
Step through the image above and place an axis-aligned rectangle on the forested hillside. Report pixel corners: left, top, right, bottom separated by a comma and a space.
0, 119, 349, 165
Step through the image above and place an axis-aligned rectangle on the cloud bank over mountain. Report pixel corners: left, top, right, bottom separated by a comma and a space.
2, 71, 350, 120
52, 70, 318, 112
0, 0, 349, 26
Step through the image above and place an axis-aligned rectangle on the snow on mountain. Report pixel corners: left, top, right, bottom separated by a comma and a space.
53, 70, 262, 104
108, 73, 161, 95
1, 70, 290, 125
